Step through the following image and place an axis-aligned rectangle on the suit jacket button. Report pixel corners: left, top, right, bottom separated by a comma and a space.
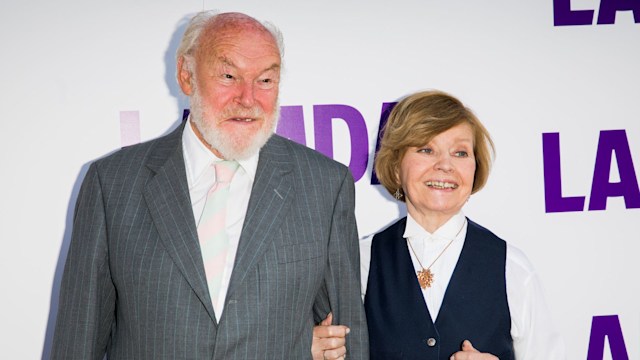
426, 338, 436, 347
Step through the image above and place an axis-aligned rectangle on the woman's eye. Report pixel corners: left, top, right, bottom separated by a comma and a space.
455, 151, 469, 157
418, 148, 433, 154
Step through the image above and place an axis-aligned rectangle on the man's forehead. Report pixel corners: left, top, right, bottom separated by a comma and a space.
215, 55, 280, 71
196, 32, 281, 72
199, 28, 278, 57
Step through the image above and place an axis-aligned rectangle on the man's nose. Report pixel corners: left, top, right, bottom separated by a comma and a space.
235, 81, 255, 108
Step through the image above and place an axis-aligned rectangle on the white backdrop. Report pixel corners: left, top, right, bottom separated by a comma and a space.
1, 1, 638, 359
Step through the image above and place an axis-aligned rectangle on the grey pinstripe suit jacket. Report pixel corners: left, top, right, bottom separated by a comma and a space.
52, 123, 368, 359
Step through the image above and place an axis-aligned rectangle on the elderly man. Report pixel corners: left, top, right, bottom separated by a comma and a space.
52, 11, 367, 359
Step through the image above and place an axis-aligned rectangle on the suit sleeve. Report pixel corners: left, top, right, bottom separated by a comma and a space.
52, 163, 116, 360
315, 167, 369, 359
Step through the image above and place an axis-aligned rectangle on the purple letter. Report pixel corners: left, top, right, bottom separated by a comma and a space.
553, 0, 594, 25
276, 105, 307, 146
542, 133, 585, 212
313, 105, 368, 182
587, 315, 629, 360
371, 102, 397, 185
588, 130, 640, 210
597, 0, 640, 24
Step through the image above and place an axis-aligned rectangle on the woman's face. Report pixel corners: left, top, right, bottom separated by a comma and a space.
398, 123, 476, 230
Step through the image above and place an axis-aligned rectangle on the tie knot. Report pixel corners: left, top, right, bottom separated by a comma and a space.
214, 160, 239, 183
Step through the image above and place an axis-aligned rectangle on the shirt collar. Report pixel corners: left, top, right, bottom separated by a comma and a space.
403, 211, 467, 242
182, 117, 260, 186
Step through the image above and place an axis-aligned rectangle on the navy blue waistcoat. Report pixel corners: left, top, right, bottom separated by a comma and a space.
364, 217, 514, 360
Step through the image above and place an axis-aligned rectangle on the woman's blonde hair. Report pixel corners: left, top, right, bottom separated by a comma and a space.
374, 90, 495, 201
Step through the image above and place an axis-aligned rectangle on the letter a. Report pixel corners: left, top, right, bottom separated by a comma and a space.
587, 315, 629, 360
589, 130, 640, 210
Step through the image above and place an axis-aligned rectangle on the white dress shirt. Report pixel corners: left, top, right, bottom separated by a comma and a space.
182, 118, 259, 318
360, 211, 566, 359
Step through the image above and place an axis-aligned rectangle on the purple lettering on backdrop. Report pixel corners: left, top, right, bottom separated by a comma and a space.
120, 111, 141, 147
588, 130, 640, 210
275, 105, 307, 146
542, 133, 585, 212
597, 0, 640, 24
553, 0, 594, 26
587, 315, 629, 360
370, 102, 397, 185
313, 105, 369, 181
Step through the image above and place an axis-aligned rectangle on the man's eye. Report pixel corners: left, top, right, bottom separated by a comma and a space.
223, 74, 234, 79
257, 77, 276, 89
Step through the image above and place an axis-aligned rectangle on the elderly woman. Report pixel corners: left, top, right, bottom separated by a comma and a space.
312, 90, 564, 360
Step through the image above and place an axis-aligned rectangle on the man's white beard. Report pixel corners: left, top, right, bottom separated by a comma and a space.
189, 87, 279, 161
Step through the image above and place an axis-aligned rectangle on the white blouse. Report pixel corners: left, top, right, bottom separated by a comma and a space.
359, 211, 566, 359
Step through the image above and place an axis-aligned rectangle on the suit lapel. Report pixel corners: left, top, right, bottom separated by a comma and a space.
142, 123, 217, 323
226, 136, 294, 300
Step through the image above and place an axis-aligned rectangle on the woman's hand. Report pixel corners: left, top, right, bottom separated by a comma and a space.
311, 312, 350, 360
450, 340, 499, 360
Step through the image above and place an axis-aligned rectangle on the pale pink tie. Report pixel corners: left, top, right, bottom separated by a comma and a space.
197, 160, 239, 309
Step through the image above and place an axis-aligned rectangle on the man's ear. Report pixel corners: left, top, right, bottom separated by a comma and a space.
177, 56, 194, 96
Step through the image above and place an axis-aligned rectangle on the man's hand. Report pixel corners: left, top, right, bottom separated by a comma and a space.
311, 312, 350, 360
449, 340, 499, 360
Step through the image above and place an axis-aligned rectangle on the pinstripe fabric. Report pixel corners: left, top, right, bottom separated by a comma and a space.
52, 122, 368, 359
